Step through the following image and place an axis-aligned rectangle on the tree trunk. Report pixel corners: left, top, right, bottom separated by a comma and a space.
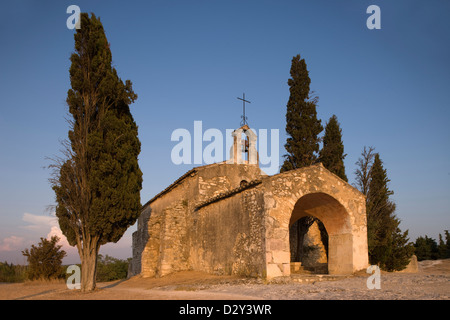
80, 241, 99, 292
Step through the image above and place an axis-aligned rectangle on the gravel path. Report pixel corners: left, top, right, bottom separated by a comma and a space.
1, 259, 449, 300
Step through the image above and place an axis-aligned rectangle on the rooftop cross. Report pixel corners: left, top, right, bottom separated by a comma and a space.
237, 93, 251, 126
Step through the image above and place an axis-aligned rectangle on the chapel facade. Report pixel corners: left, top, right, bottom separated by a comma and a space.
129, 125, 369, 278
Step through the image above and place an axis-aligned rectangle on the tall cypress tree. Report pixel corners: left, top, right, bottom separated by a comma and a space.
281, 54, 323, 172
366, 153, 395, 262
51, 13, 142, 291
365, 153, 413, 270
319, 115, 347, 182
282, 54, 324, 263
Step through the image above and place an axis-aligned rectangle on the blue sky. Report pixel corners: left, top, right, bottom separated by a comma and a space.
0, 0, 449, 264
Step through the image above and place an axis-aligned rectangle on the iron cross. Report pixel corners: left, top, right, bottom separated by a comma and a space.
237, 93, 251, 126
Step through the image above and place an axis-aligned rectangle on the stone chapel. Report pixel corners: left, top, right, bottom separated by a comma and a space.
129, 125, 369, 279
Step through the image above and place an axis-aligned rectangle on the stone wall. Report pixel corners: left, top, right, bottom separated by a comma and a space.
159, 200, 189, 275
190, 186, 266, 277
132, 162, 368, 279
134, 163, 263, 278
139, 171, 197, 277
129, 206, 151, 277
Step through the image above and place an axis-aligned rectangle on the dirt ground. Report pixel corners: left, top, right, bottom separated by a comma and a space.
1, 259, 449, 300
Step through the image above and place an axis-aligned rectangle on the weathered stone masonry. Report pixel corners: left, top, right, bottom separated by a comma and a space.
130, 160, 369, 279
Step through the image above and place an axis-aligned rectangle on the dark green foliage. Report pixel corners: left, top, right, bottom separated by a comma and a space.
21, 236, 66, 280
381, 223, 414, 271
413, 231, 450, 261
281, 54, 324, 257
319, 115, 347, 182
53, 12, 142, 247
414, 236, 439, 261
437, 233, 448, 259
366, 153, 397, 263
50, 13, 142, 291
439, 230, 450, 258
96, 254, 129, 282
281, 54, 323, 172
0, 262, 28, 282
355, 149, 413, 271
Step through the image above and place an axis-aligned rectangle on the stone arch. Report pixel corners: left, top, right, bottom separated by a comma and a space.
289, 192, 352, 274
263, 165, 368, 278
289, 215, 328, 273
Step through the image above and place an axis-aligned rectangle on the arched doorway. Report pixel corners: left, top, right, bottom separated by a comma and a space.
263, 164, 368, 278
289, 192, 353, 275
289, 216, 328, 274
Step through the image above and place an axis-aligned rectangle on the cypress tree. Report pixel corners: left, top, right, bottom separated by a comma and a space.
319, 114, 347, 182
282, 54, 324, 263
366, 153, 412, 270
281, 54, 323, 172
382, 221, 414, 271
51, 13, 142, 291
366, 153, 395, 264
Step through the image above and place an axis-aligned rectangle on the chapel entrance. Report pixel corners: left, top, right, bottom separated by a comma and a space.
288, 192, 354, 275
289, 216, 328, 274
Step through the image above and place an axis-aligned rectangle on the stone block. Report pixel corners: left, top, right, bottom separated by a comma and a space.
267, 238, 286, 251
271, 250, 290, 264
281, 263, 290, 275
266, 263, 283, 278
265, 252, 273, 263
290, 262, 302, 273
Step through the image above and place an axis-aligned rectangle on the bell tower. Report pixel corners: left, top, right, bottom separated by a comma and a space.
228, 124, 259, 165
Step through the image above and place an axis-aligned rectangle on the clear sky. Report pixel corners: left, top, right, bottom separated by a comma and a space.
0, 0, 449, 264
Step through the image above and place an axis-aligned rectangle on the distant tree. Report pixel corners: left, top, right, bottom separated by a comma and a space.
444, 230, 450, 258
437, 233, 449, 259
414, 236, 439, 261
281, 54, 323, 172
318, 114, 347, 181
50, 13, 142, 292
0, 262, 27, 282
22, 236, 66, 280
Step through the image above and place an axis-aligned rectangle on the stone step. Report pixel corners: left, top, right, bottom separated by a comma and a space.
290, 274, 350, 283
290, 262, 328, 275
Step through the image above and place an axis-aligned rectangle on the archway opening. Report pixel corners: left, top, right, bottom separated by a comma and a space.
288, 192, 353, 275
289, 216, 328, 274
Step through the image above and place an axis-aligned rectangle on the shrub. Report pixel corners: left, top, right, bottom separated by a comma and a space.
22, 236, 67, 280
96, 254, 129, 282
